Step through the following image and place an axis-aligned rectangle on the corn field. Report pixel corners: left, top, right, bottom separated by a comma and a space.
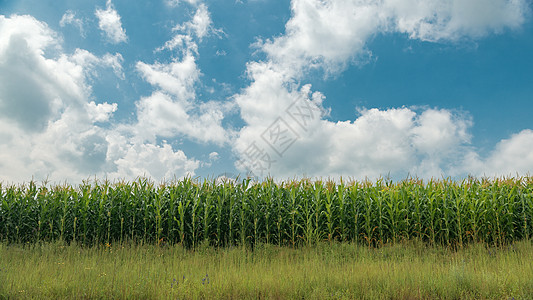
0, 177, 532, 248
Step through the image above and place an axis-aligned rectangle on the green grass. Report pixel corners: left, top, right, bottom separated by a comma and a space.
1, 240, 532, 299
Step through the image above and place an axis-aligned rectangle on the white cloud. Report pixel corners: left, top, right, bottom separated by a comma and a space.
108, 141, 199, 181
133, 91, 228, 145
0, 15, 116, 181
1, 0, 531, 183
166, 0, 200, 7
260, 0, 382, 75
157, 34, 198, 54
136, 55, 199, 101
70, 49, 125, 80
465, 130, 533, 177
411, 109, 471, 156
133, 4, 230, 146
173, 4, 218, 40
95, 0, 128, 44
232, 0, 530, 180
59, 10, 85, 37
0, 15, 88, 131
234, 70, 472, 179
209, 152, 219, 161
59, 10, 77, 27
104, 1, 228, 181
134, 55, 229, 145
0, 14, 200, 183
102, 53, 125, 79
0, 15, 58, 54
86, 101, 118, 123
157, 4, 221, 53
388, 0, 528, 42
258, 0, 528, 75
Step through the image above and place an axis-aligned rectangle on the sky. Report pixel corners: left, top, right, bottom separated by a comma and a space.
0, 0, 532, 183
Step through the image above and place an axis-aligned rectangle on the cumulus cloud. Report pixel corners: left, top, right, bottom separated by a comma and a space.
133, 91, 228, 145
136, 55, 200, 101
388, 0, 528, 41
0, 15, 88, 131
86, 101, 118, 123
0, 14, 199, 183
95, 0, 128, 44
134, 54, 229, 145
0, 15, 116, 181
1, 0, 531, 183
260, 0, 381, 75
133, 4, 230, 146
464, 130, 533, 177
109, 1, 229, 179
233, 0, 530, 180
108, 141, 199, 181
234, 70, 472, 179
259, 0, 528, 75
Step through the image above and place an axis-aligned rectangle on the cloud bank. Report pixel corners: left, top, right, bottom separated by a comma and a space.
0, 13, 208, 182
0, 0, 531, 183
233, 0, 532, 180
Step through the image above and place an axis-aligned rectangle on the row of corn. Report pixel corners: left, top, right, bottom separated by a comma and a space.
0, 177, 532, 247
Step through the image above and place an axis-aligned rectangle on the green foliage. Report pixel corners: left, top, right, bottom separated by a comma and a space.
1, 176, 532, 248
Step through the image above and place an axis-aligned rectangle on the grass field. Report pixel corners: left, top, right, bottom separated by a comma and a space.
0, 240, 532, 299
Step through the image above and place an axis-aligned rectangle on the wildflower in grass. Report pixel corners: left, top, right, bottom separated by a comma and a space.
171, 278, 177, 288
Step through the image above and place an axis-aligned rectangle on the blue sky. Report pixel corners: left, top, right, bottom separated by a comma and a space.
0, 0, 532, 183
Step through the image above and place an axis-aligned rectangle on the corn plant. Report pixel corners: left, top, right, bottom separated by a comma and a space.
0, 176, 532, 248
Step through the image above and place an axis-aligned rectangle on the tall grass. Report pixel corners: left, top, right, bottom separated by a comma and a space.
1, 240, 532, 299
0, 177, 532, 248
